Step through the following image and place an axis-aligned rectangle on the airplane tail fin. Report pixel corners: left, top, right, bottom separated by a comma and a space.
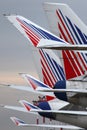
19, 73, 50, 90
6, 15, 65, 47
19, 100, 41, 112
6, 14, 66, 87
10, 117, 25, 126
43, 3, 87, 80
43, 2, 87, 38
10, 117, 35, 127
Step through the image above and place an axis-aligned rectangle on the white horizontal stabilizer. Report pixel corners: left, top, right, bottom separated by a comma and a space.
3, 105, 38, 115
10, 117, 82, 129
38, 39, 87, 51
39, 88, 87, 94
0, 84, 54, 97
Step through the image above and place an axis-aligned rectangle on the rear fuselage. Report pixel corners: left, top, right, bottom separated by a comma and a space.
54, 80, 87, 107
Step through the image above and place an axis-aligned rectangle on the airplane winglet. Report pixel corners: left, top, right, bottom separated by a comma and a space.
37, 39, 87, 51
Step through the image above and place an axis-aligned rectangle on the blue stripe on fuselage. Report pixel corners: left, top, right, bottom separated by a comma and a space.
38, 101, 54, 119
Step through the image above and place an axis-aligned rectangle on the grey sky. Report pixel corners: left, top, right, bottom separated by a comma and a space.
0, 0, 87, 130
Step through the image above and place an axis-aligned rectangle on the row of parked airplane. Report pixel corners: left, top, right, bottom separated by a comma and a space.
2, 2, 87, 130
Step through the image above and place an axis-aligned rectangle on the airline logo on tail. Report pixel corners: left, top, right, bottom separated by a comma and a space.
56, 9, 87, 79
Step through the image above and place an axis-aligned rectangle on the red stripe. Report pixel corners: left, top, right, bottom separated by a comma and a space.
71, 51, 84, 74
59, 34, 63, 39
60, 34, 78, 79
43, 77, 48, 86
46, 95, 55, 101
56, 10, 74, 44
65, 51, 81, 76
21, 23, 40, 41
21, 25, 39, 42
15, 120, 19, 126
58, 23, 68, 42
41, 59, 54, 87
25, 31, 39, 46
39, 50, 57, 83
43, 78, 50, 86
17, 18, 40, 46
24, 104, 30, 111
78, 52, 87, 70
29, 79, 37, 90
21, 24, 39, 46
62, 51, 77, 79
20, 22, 40, 42
42, 68, 52, 87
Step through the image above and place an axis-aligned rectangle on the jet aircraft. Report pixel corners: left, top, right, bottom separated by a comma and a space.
4, 14, 87, 107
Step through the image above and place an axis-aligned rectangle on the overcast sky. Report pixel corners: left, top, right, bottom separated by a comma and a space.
0, 0, 87, 130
